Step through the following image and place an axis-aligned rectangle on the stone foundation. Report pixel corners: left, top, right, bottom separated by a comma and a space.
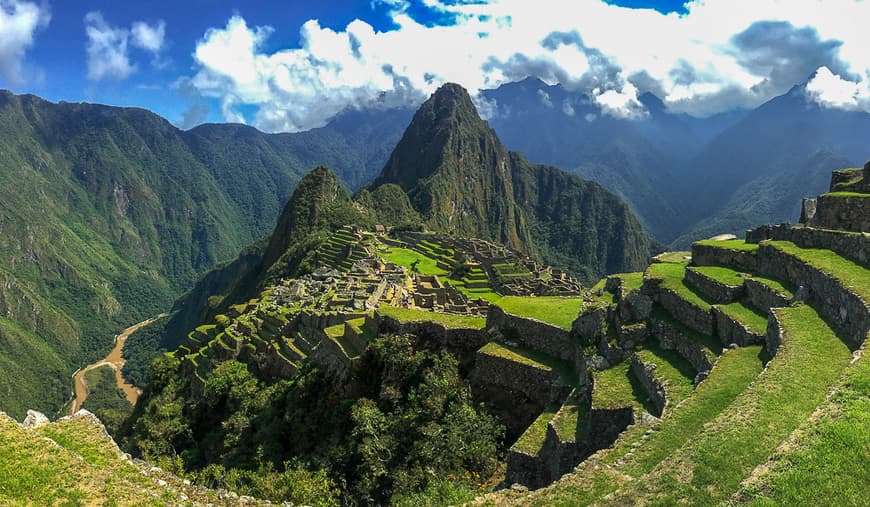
685, 267, 745, 303
812, 194, 870, 233
692, 243, 758, 272
744, 278, 791, 311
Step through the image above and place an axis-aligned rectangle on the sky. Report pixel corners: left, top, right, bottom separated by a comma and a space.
1, 0, 869, 132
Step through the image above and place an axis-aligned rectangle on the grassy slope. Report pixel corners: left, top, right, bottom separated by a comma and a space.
716, 301, 770, 335
646, 261, 713, 310
766, 241, 870, 302
495, 296, 584, 330
693, 239, 760, 253
605, 303, 851, 505
378, 305, 486, 329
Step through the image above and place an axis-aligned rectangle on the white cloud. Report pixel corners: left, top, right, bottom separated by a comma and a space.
0, 0, 49, 85
805, 66, 870, 111
188, 0, 870, 132
131, 20, 166, 53
85, 12, 168, 81
537, 89, 553, 108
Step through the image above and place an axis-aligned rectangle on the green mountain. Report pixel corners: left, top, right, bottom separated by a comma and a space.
0, 91, 405, 419
369, 83, 657, 281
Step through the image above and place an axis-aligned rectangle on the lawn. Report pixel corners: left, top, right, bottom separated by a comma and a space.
495, 296, 584, 330
611, 272, 644, 292
380, 247, 447, 275
591, 359, 647, 411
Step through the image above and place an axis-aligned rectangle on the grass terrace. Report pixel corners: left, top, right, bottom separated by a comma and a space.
688, 265, 749, 287
820, 191, 870, 198
378, 305, 486, 329
611, 272, 644, 292
479, 342, 577, 386
512, 405, 560, 455
495, 296, 584, 331
654, 251, 692, 263
694, 239, 759, 253
646, 261, 714, 310
634, 344, 696, 409
552, 390, 588, 443
591, 360, 649, 412
716, 301, 770, 335
607, 303, 852, 505
737, 356, 870, 506
749, 275, 796, 300
765, 241, 870, 301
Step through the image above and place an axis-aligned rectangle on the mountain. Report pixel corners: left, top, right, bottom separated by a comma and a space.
480, 77, 747, 241
0, 91, 405, 419
370, 82, 657, 281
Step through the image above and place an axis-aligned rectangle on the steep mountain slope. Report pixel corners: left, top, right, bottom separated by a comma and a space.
0, 91, 404, 419
370, 83, 656, 281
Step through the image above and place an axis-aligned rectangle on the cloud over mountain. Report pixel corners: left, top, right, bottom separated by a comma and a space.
186, 0, 870, 132
0, 0, 49, 85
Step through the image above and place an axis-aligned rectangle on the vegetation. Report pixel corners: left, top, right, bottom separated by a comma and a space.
749, 275, 795, 299
688, 265, 749, 286
646, 260, 714, 310
591, 360, 646, 411
634, 344, 696, 409
123, 334, 503, 505
381, 247, 448, 275
495, 296, 584, 330
766, 241, 870, 301
694, 239, 759, 252
512, 405, 559, 454
81, 365, 134, 435
716, 301, 770, 335
378, 305, 486, 329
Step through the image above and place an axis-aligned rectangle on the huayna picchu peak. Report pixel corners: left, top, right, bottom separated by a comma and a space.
3, 6, 870, 503
370, 83, 657, 281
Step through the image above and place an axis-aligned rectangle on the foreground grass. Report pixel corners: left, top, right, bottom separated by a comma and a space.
634, 343, 697, 411
605, 303, 851, 505
378, 305, 486, 329
495, 296, 584, 330
738, 354, 870, 506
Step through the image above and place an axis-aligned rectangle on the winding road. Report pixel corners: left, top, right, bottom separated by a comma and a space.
70, 315, 165, 415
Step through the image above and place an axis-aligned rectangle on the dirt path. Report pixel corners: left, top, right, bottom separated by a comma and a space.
70, 315, 165, 415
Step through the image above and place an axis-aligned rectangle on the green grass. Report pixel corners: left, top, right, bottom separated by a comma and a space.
634, 344, 696, 410
479, 342, 577, 386
512, 405, 559, 455
380, 247, 448, 275
611, 272, 644, 292
606, 304, 851, 505
749, 275, 795, 299
592, 360, 646, 411
324, 323, 345, 339
377, 305, 486, 329
694, 239, 759, 253
716, 301, 770, 335
654, 251, 692, 263
738, 355, 870, 506
552, 390, 588, 443
766, 241, 870, 302
495, 296, 584, 330
821, 191, 870, 197
688, 265, 749, 287
646, 261, 714, 310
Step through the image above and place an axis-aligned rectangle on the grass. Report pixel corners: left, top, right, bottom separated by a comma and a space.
511, 405, 559, 455
611, 272, 644, 292
495, 296, 584, 330
716, 301, 770, 335
378, 305, 486, 329
605, 303, 852, 505
591, 360, 646, 411
749, 275, 795, 299
552, 390, 589, 443
820, 191, 870, 198
634, 344, 697, 410
646, 261, 714, 310
765, 241, 870, 302
654, 251, 692, 263
380, 247, 448, 275
479, 342, 577, 386
688, 265, 749, 287
694, 239, 759, 253
737, 355, 870, 506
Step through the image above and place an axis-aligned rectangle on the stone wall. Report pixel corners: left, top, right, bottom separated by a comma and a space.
744, 278, 791, 311
712, 306, 765, 347
654, 288, 714, 336
765, 310, 783, 358
757, 243, 870, 348
684, 267, 745, 303
588, 407, 634, 451
487, 305, 586, 385
649, 316, 713, 383
630, 354, 666, 416
376, 314, 488, 356
692, 243, 758, 272
813, 194, 870, 233
573, 306, 607, 344
748, 223, 870, 269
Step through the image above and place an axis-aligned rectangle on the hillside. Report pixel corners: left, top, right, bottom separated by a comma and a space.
370, 83, 657, 281
0, 90, 405, 419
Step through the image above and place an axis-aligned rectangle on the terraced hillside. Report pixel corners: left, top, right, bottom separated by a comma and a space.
479, 165, 870, 506
0, 410, 259, 506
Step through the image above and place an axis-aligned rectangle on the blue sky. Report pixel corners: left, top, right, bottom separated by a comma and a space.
2, 0, 868, 132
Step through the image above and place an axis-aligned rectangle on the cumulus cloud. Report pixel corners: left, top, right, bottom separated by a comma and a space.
0, 0, 50, 85
85, 12, 168, 81
187, 0, 870, 132
806, 66, 870, 111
